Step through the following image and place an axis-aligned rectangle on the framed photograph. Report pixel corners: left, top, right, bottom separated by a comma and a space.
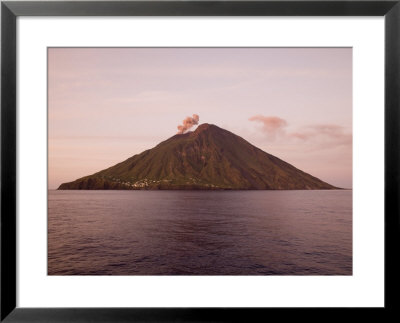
1, 0, 399, 321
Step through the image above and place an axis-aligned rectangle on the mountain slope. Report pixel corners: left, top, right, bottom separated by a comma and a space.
58, 123, 337, 190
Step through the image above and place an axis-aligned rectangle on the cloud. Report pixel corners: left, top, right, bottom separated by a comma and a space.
249, 114, 352, 150
290, 124, 352, 148
248, 115, 288, 140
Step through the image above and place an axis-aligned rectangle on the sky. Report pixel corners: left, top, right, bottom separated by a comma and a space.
48, 47, 352, 189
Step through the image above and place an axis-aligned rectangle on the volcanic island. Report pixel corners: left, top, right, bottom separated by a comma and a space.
58, 123, 337, 190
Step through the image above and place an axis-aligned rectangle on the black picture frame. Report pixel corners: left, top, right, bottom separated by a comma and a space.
1, 0, 399, 321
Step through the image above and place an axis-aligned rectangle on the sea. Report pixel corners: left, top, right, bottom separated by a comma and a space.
48, 190, 352, 275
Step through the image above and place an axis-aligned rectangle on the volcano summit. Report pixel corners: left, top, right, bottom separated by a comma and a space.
58, 124, 337, 190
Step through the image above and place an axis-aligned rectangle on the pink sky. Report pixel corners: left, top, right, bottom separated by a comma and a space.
48, 48, 352, 189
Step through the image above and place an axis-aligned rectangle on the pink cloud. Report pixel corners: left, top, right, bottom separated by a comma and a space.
248, 115, 287, 139
250, 115, 352, 149
290, 124, 352, 148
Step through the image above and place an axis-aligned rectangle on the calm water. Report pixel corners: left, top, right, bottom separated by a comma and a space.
48, 190, 352, 275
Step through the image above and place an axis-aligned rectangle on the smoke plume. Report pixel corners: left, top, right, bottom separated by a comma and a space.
177, 114, 200, 134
